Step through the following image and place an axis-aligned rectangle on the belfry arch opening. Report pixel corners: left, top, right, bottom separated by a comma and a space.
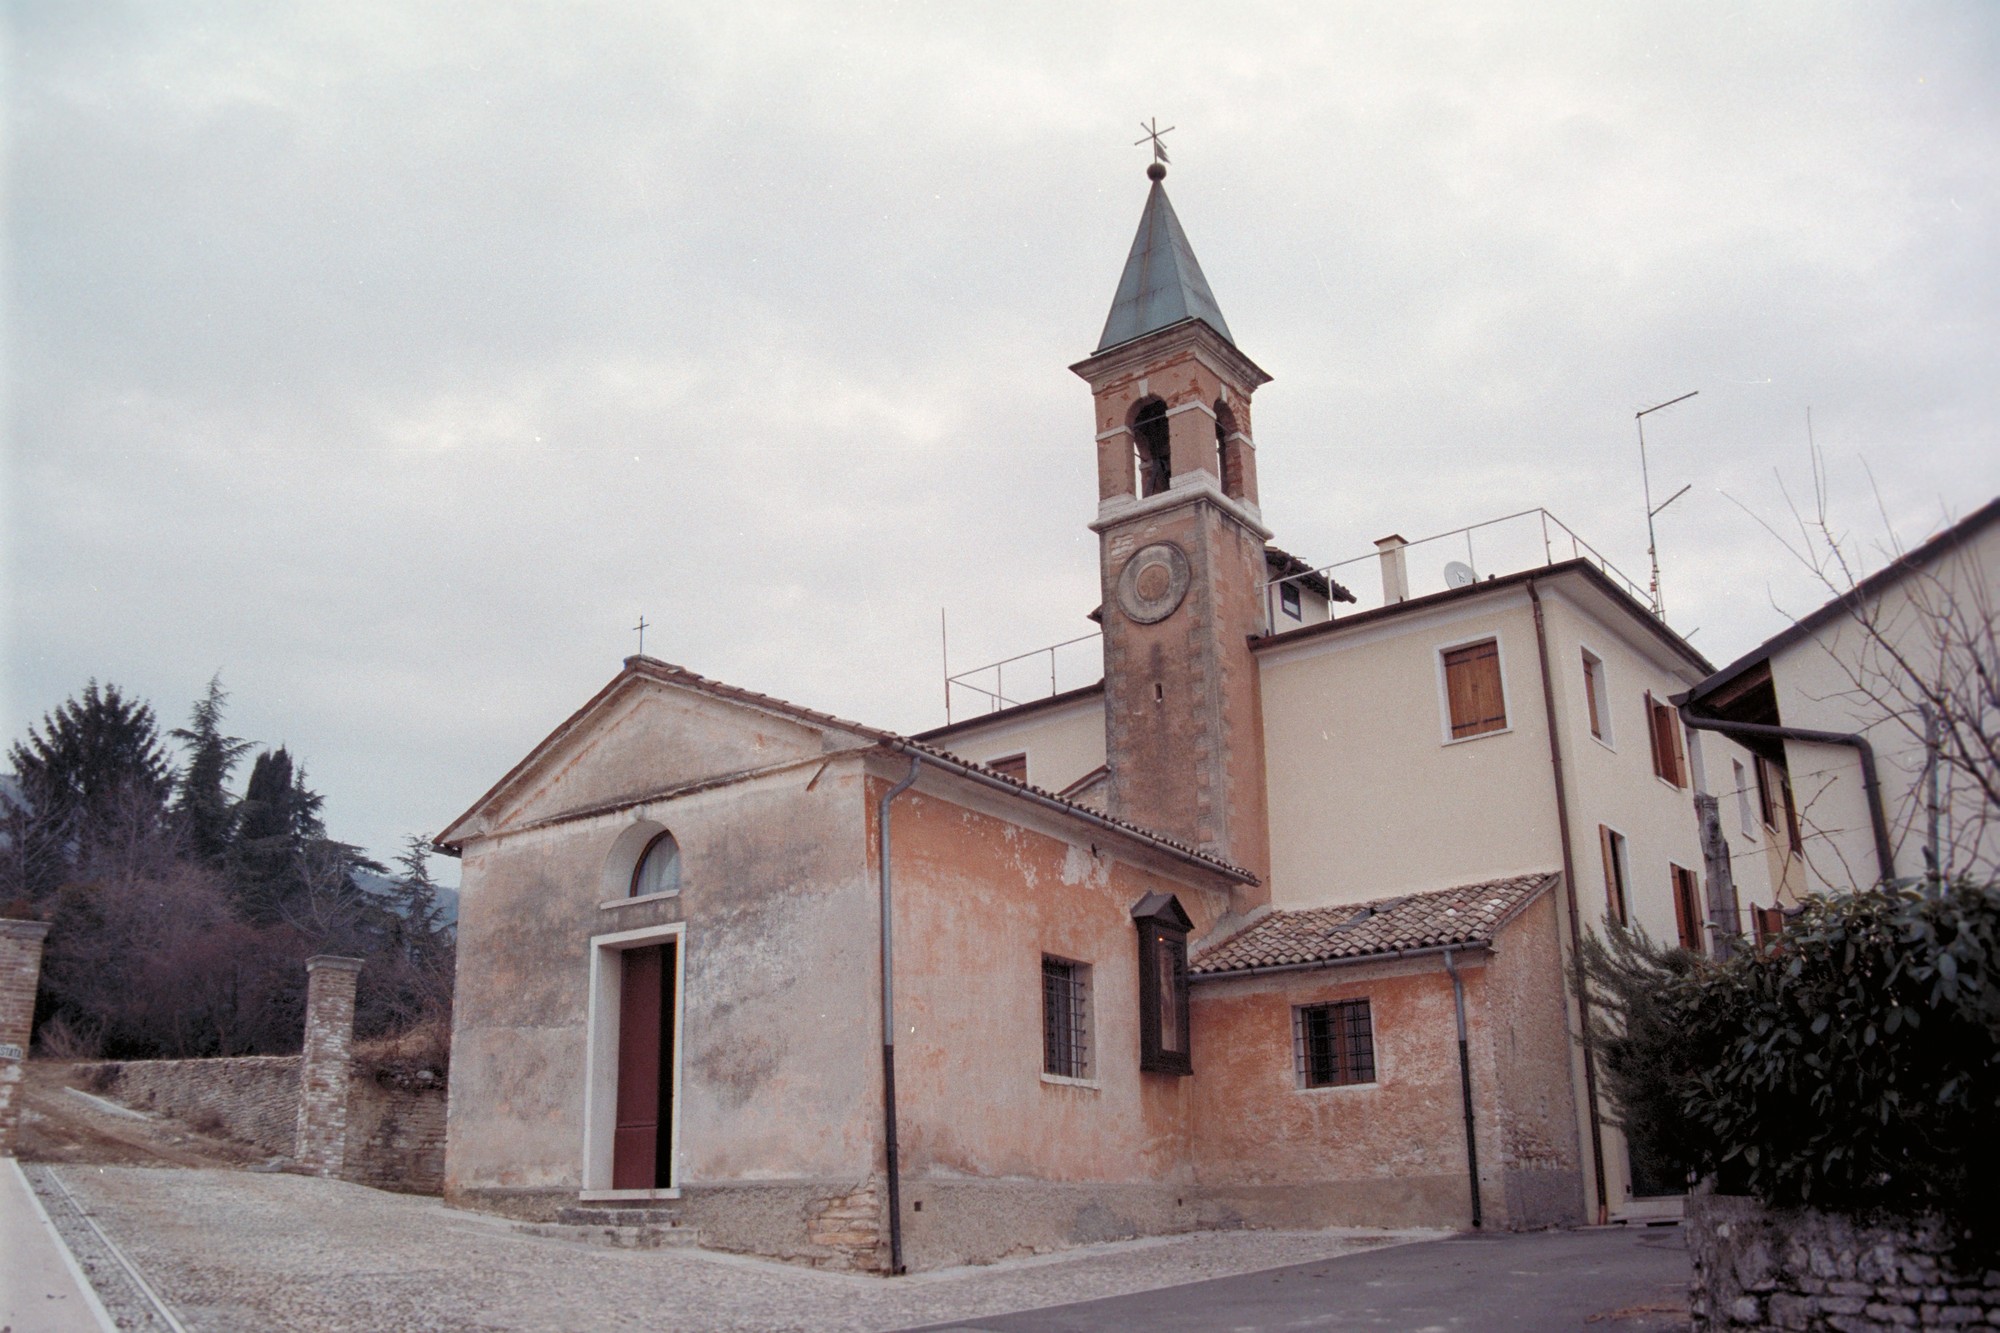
1215, 401, 1244, 499
1132, 399, 1171, 498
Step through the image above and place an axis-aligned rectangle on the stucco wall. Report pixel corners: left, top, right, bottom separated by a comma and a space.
1258, 590, 1560, 908
444, 688, 882, 1216
1182, 893, 1578, 1233
926, 691, 1107, 797
882, 768, 1239, 1269
1481, 892, 1585, 1226
1541, 592, 1713, 947
1768, 517, 2000, 892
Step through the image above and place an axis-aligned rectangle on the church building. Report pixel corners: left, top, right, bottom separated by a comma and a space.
436, 159, 1760, 1272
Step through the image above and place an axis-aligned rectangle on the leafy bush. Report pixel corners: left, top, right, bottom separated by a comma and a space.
1582, 883, 1999, 1232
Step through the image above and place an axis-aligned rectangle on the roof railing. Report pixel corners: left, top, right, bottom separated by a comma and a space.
1257, 507, 1653, 616
944, 631, 1102, 724
942, 509, 1651, 724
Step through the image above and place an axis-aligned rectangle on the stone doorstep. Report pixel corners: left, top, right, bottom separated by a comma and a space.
515, 1220, 702, 1250
555, 1206, 684, 1227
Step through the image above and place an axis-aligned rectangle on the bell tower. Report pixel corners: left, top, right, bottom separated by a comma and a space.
1071, 160, 1273, 886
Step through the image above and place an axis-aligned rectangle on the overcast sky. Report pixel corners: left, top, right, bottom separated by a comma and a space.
7, 3, 1997, 881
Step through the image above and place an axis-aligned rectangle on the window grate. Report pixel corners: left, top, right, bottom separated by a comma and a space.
1042, 957, 1090, 1079
1295, 999, 1375, 1088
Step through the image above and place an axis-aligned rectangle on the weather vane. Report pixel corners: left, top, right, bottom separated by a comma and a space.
1135, 118, 1174, 176
633, 614, 649, 657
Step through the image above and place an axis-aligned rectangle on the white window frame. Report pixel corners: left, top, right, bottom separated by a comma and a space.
1040, 954, 1095, 1087
1434, 633, 1513, 746
1578, 643, 1615, 750
1292, 998, 1380, 1091
581, 920, 687, 1201
1733, 758, 1758, 843
1600, 825, 1632, 927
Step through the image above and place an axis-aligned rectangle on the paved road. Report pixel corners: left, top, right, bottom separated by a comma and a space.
910, 1226, 1691, 1332
25, 1167, 1441, 1332
22, 1165, 1687, 1331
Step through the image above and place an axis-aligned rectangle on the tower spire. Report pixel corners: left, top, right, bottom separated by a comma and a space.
1095, 160, 1236, 354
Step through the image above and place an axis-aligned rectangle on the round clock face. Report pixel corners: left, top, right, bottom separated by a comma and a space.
1117, 542, 1191, 624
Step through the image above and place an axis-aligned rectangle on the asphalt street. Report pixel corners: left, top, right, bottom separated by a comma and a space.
908, 1225, 1690, 1332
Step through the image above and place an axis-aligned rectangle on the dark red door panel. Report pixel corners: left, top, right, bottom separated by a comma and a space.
612, 946, 664, 1189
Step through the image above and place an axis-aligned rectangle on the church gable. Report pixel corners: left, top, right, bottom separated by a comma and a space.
441, 667, 861, 845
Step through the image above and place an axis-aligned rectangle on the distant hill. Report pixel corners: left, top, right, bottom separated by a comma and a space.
352, 868, 460, 929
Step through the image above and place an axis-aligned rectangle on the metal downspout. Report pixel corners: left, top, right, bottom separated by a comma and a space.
1443, 948, 1483, 1229
1527, 578, 1611, 1225
1674, 709, 1896, 887
878, 756, 922, 1275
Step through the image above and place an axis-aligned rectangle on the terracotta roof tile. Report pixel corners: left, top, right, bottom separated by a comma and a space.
621, 657, 1256, 883
1189, 873, 1557, 976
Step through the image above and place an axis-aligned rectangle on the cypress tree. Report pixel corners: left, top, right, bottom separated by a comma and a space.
170, 675, 252, 867
230, 747, 326, 921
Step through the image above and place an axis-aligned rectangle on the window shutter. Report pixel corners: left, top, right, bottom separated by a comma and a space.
1599, 825, 1623, 924
1443, 641, 1506, 738
1582, 653, 1602, 738
1644, 693, 1664, 776
1671, 866, 1701, 950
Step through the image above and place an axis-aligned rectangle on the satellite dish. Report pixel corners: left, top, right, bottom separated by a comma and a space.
1444, 561, 1477, 589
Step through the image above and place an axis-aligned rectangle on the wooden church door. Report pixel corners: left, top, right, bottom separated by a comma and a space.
612, 942, 678, 1189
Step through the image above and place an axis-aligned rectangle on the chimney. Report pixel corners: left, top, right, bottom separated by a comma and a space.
1375, 535, 1410, 605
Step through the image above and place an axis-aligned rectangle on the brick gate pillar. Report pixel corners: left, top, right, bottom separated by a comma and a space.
0, 919, 52, 1157
296, 955, 364, 1177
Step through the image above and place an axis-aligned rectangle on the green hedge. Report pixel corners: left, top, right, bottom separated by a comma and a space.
1583, 883, 1999, 1232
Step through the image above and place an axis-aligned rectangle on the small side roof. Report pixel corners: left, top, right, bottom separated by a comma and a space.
1095, 177, 1236, 354
1682, 496, 2000, 711
1190, 873, 1557, 977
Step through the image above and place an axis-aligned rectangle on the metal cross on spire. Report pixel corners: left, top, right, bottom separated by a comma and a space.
1135, 118, 1175, 166
632, 614, 649, 657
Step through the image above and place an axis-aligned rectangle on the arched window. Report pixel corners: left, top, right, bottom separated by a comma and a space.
631, 830, 682, 898
1132, 399, 1171, 497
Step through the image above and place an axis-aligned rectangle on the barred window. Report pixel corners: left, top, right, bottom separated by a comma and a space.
1294, 999, 1375, 1088
1042, 956, 1091, 1080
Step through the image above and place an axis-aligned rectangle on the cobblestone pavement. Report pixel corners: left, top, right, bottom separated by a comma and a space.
34, 1167, 1439, 1332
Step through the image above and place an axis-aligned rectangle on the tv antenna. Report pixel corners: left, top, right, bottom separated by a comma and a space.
1635, 391, 1697, 618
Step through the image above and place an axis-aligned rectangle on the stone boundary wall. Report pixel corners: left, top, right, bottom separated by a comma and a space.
1687, 1189, 2000, 1330
89, 1056, 301, 1155
343, 1073, 446, 1194
78, 1057, 445, 1195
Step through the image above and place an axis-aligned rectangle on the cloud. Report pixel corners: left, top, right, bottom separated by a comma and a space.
7, 1, 1998, 872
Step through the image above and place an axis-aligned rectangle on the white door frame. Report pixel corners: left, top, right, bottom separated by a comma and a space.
580, 921, 686, 1200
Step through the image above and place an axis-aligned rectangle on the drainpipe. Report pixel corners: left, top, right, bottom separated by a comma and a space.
1674, 709, 1895, 888
1526, 578, 1611, 1225
877, 755, 922, 1276
1443, 948, 1482, 1230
